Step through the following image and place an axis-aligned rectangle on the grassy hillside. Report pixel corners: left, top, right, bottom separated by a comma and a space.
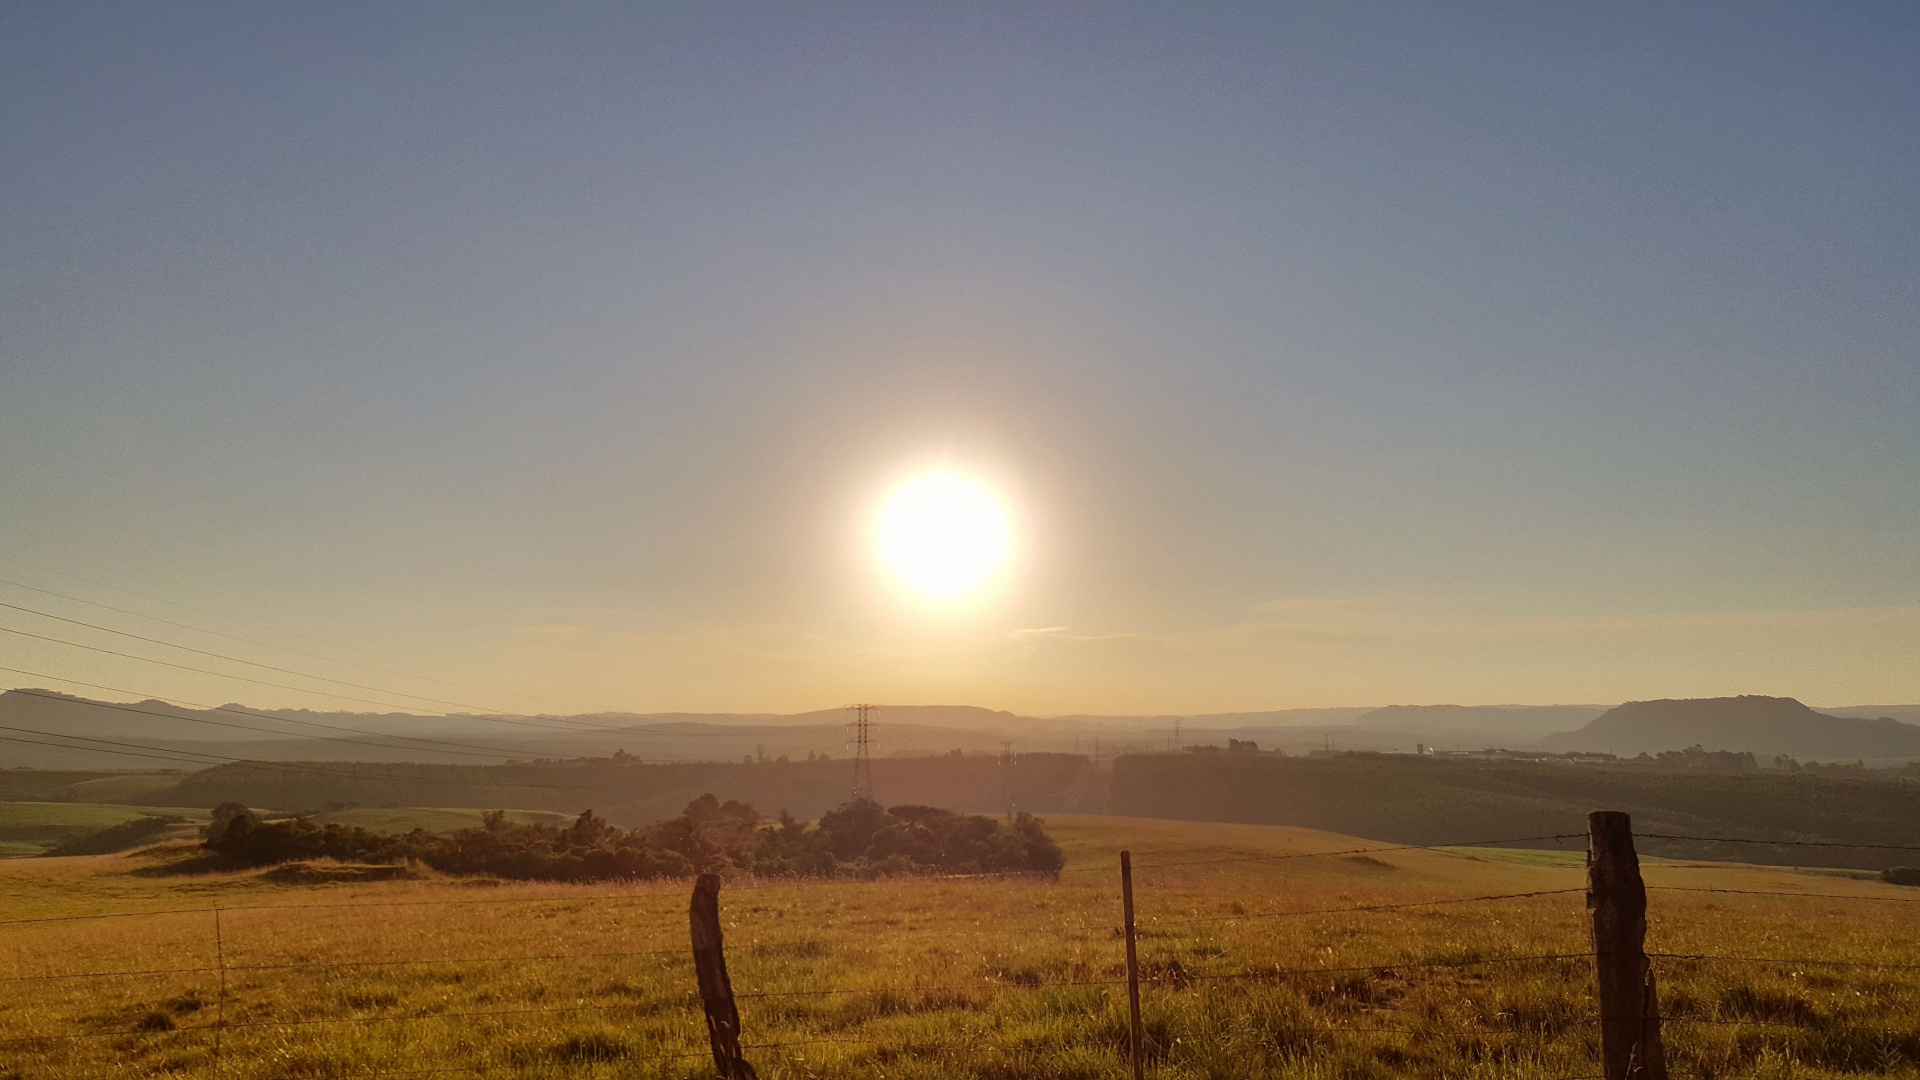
3, 815, 1918, 1079
155, 753, 1105, 824
1113, 751, 1920, 869
0, 801, 211, 857
0, 767, 189, 804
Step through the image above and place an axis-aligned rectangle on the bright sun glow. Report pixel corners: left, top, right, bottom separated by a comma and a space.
877, 473, 1010, 600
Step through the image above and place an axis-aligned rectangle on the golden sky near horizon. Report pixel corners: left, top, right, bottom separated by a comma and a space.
2, 7, 1916, 719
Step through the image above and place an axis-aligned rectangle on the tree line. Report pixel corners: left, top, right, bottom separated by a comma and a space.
203, 794, 1064, 882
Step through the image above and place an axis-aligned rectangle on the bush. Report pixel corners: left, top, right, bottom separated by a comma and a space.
1880, 866, 1920, 886
201, 796, 1062, 882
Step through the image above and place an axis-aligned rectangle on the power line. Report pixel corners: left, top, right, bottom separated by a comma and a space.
0, 731, 229, 767
0, 667, 548, 761
0, 599, 630, 731
1, 624, 558, 729
0, 693, 700, 791
0, 684, 699, 766
0, 553, 627, 714
0, 577, 620, 716
0, 566, 902, 748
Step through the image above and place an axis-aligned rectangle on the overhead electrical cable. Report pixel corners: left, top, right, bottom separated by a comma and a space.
0, 552, 628, 714
0, 623, 558, 726
0, 576, 617, 710
0, 599, 632, 729
0, 732, 231, 766
0, 692, 698, 788
0, 622, 630, 735
0, 664, 551, 759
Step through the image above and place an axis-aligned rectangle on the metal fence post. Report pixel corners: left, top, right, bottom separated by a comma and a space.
1122, 850, 1144, 1080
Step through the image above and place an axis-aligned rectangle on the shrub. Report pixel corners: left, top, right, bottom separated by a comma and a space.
201, 796, 1062, 882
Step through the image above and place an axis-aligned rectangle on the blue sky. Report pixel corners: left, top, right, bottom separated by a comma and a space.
2, 3, 1915, 714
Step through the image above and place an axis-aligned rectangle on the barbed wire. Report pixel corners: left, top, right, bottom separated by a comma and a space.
1060, 833, 1583, 873
1124, 887, 1585, 930
1647, 885, 1920, 904
1650, 951, 1920, 972
0, 944, 703, 984
739, 949, 1595, 1001
1, 947, 1593, 1048
9, 825, 1920, 1074
1660, 1015, 1920, 1036
0, 867, 1084, 928
0, 997, 694, 1046
0, 883, 1591, 986
1638, 832, 1920, 852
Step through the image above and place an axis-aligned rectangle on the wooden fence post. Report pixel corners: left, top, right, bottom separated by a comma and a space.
690, 873, 758, 1080
1588, 811, 1666, 1080
1121, 850, 1144, 1080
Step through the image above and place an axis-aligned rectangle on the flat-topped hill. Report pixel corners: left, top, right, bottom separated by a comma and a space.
1540, 695, 1920, 759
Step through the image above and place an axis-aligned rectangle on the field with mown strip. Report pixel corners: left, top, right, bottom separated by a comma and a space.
0, 802, 209, 831
3, 815, 1919, 1079
305, 807, 578, 834
0, 802, 212, 857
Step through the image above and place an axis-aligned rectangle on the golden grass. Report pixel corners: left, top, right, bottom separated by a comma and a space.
3, 814, 1919, 1079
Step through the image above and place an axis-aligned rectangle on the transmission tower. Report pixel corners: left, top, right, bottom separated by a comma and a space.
847, 703, 878, 803
999, 739, 1015, 821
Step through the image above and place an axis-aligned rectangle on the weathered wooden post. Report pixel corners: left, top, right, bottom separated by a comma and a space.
1588, 811, 1666, 1080
1121, 850, 1144, 1080
690, 873, 758, 1080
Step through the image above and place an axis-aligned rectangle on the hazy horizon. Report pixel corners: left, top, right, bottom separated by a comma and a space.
4, 4, 1916, 716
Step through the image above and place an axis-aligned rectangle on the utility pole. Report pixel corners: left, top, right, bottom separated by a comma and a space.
847, 703, 878, 803
1173, 717, 1182, 751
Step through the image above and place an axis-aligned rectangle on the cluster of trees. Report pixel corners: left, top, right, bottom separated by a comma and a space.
203, 794, 1063, 882
1646, 746, 1758, 772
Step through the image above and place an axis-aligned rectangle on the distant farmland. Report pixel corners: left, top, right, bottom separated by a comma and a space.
1113, 752, 1920, 869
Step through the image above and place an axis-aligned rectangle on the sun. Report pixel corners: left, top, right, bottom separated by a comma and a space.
876, 473, 1010, 600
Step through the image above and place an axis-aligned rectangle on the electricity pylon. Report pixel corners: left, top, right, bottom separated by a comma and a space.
847, 703, 879, 803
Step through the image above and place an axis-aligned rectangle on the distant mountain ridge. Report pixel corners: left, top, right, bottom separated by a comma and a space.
8, 688, 1919, 767
1541, 696, 1920, 760
1352, 704, 1609, 739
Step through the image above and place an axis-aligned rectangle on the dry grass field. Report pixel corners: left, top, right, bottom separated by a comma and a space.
4, 814, 1919, 1080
